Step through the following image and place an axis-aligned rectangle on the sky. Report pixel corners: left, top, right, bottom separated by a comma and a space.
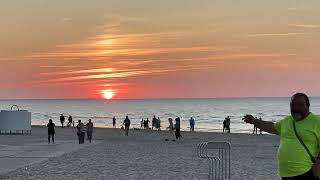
0, 0, 320, 99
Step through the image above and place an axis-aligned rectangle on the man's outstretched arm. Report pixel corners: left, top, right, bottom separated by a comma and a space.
243, 115, 279, 135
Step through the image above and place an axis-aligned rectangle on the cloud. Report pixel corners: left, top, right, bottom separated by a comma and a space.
289, 24, 319, 28
25, 46, 246, 59
288, 7, 305, 11
32, 64, 217, 85
288, 3, 320, 12
247, 32, 306, 37
59, 18, 72, 23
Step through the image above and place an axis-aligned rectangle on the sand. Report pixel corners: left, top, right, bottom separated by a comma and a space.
0, 126, 280, 180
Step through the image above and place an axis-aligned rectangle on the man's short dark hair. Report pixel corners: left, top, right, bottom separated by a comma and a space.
291, 93, 310, 108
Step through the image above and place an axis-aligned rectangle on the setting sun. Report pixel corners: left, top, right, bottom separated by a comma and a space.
102, 90, 114, 100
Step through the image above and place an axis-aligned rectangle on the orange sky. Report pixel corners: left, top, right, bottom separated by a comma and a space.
1, 0, 320, 99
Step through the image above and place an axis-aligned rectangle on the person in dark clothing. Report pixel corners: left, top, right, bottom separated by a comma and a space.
190, 117, 195, 132
146, 118, 149, 129
76, 120, 85, 144
60, 114, 65, 128
122, 116, 131, 136
223, 116, 231, 133
175, 117, 183, 139
152, 115, 157, 130
86, 119, 94, 143
47, 119, 55, 144
67, 115, 73, 127
113, 116, 116, 128
143, 119, 147, 129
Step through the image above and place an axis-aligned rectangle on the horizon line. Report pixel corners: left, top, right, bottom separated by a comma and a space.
1, 96, 320, 101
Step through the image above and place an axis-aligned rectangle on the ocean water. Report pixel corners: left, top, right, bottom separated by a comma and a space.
1, 97, 320, 133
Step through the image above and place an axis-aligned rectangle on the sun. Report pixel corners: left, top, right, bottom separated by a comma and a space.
102, 90, 114, 100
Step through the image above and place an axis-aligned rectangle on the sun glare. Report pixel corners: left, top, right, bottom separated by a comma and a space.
102, 90, 114, 100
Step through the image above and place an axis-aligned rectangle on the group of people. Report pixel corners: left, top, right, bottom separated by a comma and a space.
165, 117, 183, 138
59, 114, 74, 128
47, 117, 94, 144
140, 115, 162, 130
222, 115, 263, 134
57, 113, 263, 141
76, 119, 94, 144
115, 115, 183, 139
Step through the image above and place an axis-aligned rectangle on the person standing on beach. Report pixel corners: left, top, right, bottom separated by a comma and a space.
76, 120, 86, 144
60, 114, 65, 128
47, 119, 55, 144
122, 116, 131, 136
143, 119, 147, 129
86, 119, 94, 143
156, 117, 161, 130
113, 116, 116, 128
67, 115, 73, 127
223, 116, 231, 133
175, 117, 182, 139
152, 115, 157, 130
190, 117, 195, 132
243, 93, 320, 179
146, 118, 150, 129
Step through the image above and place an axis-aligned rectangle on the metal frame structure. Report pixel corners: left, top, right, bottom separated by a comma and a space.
198, 141, 231, 180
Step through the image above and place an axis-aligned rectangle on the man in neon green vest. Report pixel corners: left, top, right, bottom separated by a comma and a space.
243, 93, 320, 179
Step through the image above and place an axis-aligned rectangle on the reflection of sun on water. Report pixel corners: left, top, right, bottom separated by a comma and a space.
101, 90, 114, 100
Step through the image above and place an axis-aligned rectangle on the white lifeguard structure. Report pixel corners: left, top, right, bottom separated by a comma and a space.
0, 105, 32, 135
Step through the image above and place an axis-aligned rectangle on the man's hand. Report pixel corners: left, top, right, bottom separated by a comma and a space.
242, 114, 257, 124
242, 114, 278, 135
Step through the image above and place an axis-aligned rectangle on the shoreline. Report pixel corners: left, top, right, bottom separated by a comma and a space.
30, 125, 272, 135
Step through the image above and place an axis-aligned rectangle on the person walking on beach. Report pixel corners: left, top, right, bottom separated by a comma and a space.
60, 114, 65, 128
190, 117, 195, 132
67, 115, 73, 127
86, 119, 94, 143
223, 116, 230, 133
76, 120, 86, 144
122, 116, 131, 136
152, 115, 157, 130
253, 117, 262, 134
175, 117, 182, 139
243, 93, 320, 179
112, 116, 116, 128
47, 119, 55, 144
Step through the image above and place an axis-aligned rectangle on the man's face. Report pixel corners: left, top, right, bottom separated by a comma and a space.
290, 96, 309, 121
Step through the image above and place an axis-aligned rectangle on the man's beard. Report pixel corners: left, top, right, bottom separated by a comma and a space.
291, 112, 303, 121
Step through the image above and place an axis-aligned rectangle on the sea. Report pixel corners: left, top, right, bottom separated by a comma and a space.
1, 97, 320, 133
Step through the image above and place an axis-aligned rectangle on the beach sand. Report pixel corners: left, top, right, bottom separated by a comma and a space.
0, 126, 280, 180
